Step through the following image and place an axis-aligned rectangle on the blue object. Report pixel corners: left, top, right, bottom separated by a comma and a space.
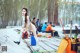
31, 33, 36, 46
41, 23, 47, 32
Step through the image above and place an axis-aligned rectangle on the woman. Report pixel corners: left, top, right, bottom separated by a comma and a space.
21, 8, 37, 38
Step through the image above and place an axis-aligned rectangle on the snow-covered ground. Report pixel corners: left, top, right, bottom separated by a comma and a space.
0, 26, 80, 53
0, 26, 63, 53
0, 28, 30, 53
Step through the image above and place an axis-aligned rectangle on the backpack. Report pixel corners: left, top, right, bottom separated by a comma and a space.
22, 32, 28, 39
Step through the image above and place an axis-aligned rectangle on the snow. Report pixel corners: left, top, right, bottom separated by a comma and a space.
0, 26, 80, 53
52, 26, 64, 38
0, 26, 63, 53
0, 27, 31, 53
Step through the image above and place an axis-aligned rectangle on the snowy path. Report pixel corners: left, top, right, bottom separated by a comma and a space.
24, 37, 62, 53
0, 28, 30, 53
1, 26, 79, 53
0, 26, 64, 53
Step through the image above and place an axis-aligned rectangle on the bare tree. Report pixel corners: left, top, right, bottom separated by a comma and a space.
48, 0, 58, 25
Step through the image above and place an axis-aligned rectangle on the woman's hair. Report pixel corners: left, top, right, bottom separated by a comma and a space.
22, 8, 28, 24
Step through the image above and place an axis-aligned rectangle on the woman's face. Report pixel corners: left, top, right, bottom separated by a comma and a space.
22, 9, 26, 16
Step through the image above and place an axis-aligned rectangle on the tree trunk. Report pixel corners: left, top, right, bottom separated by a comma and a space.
48, 0, 58, 25
48, 0, 52, 23
54, 0, 58, 25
